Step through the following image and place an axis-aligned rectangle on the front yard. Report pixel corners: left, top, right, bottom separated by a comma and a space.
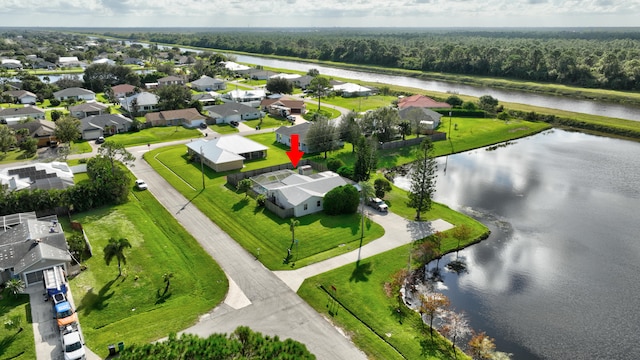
0, 292, 35, 360
105, 126, 203, 147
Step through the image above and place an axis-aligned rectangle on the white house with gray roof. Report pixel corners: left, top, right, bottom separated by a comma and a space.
0, 213, 71, 286
251, 169, 353, 217
53, 87, 96, 101
186, 135, 267, 172
120, 92, 159, 113
69, 100, 109, 119
190, 75, 226, 91
0, 105, 45, 123
204, 102, 262, 124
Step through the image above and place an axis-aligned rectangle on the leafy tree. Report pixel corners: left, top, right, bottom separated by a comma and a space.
322, 184, 360, 215
462, 101, 478, 111
305, 117, 339, 158
374, 178, 392, 199
307, 68, 319, 77
408, 138, 437, 221
403, 107, 425, 138
446, 95, 464, 107
353, 136, 377, 182
237, 178, 253, 198
452, 224, 472, 251
338, 111, 360, 152
326, 158, 345, 172
265, 77, 293, 94
50, 110, 62, 121
419, 292, 450, 338
67, 232, 87, 262
336, 165, 354, 180
53, 116, 81, 154
83, 63, 140, 92
97, 141, 136, 175
478, 95, 499, 114
440, 310, 472, 358
156, 84, 192, 111
86, 154, 132, 205
468, 331, 497, 360
361, 107, 400, 143
4, 278, 25, 298
309, 76, 330, 111
103, 237, 132, 277
0, 125, 16, 154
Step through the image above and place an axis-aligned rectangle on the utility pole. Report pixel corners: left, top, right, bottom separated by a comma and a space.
200, 146, 205, 190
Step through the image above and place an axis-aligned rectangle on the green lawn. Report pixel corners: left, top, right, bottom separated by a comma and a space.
297, 183, 487, 360
208, 123, 238, 134
0, 149, 37, 164
70, 140, 93, 155
303, 105, 342, 120
145, 142, 385, 270
244, 115, 289, 130
66, 188, 227, 358
323, 95, 397, 112
104, 127, 203, 147
0, 292, 35, 360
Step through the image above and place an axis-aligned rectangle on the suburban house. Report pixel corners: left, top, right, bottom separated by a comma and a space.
221, 61, 251, 74
260, 98, 306, 115
190, 75, 226, 91
1, 59, 23, 70
0, 213, 72, 287
269, 73, 302, 82
69, 101, 109, 119
250, 169, 353, 218
0, 162, 75, 192
292, 75, 314, 89
332, 82, 373, 97
92, 58, 116, 66
0, 106, 46, 123
120, 92, 159, 113
397, 94, 451, 109
111, 84, 137, 98
157, 76, 186, 87
80, 114, 133, 140
57, 56, 85, 68
192, 92, 220, 105
204, 102, 261, 124
220, 89, 266, 107
8, 119, 57, 147
144, 108, 206, 128
186, 135, 267, 172
53, 87, 96, 102
2, 90, 37, 104
275, 123, 312, 152
246, 69, 274, 80
398, 107, 443, 131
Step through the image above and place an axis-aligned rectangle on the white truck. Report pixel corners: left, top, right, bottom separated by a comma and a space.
61, 324, 86, 360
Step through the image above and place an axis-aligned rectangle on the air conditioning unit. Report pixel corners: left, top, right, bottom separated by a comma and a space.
298, 165, 312, 175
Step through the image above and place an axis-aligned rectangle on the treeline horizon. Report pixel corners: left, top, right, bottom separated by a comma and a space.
96, 28, 640, 91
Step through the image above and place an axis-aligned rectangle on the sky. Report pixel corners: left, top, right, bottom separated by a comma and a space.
1, 0, 640, 28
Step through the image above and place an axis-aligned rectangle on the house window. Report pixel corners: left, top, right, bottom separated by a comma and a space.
304, 204, 308, 210
317, 200, 321, 207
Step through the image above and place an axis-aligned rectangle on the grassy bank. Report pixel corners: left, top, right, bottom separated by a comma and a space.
66, 187, 227, 358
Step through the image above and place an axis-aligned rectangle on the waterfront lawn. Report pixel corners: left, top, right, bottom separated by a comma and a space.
0, 292, 35, 360
67, 188, 227, 358
105, 126, 203, 147
323, 95, 397, 112
145, 145, 385, 270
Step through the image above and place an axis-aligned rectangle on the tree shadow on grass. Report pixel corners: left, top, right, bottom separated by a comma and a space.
232, 198, 249, 212
0, 333, 22, 359
155, 290, 172, 305
76, 279, 115, 315
349, 260, 373, 283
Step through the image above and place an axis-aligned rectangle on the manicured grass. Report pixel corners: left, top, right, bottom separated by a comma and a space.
0, 149, 37, 164
145, 144, 385, 270
70, 140, 93, 155
244, 115, 289, 129
209, 123, 238, 134
323, 95, 398, 112
105, 126, 203, 147
0, 292, 35, 360
67, 188, 227, 358
303, 106, 342, 120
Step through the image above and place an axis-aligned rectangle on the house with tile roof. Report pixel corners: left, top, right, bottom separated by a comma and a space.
0, 106, 46, 123
157, 75, 186, 87
397, 94, 451, 109
250, 169, 353, 218
111, 84, 137, 98
204, 102, 262, 124
260, 98, 306, 115
0, 213, 72, 287
144, 108, 206, 128
186, 135, 267, 172
80, 114, 133, 140
69, 101, 109, 119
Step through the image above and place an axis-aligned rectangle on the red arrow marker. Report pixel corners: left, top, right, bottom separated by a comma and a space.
286, 134, 305, 168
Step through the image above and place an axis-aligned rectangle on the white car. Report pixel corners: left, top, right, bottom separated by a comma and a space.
135, 179, 148, 190
61, 327, 86, 360
368, 197, 389, 212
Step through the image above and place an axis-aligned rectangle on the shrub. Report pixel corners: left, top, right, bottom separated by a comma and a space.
327, 158, 345, 172
323, 184, 359, 215
374, 178, 392, 198
256, 194, 266, 207
50, 99, 61, 107
337, 165, 355, 180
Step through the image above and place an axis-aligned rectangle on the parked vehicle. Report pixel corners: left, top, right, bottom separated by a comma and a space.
287, 115, 296, 123
61, 324, 86, 360
55, 301, 78, 329
230, 120, 239, 127
367, 197, 389, 212
43, 266, 67, 298
135, 179, 148, 190
95, 136, 105, 144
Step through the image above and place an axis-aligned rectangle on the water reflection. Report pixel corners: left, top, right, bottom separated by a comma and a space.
396, 130, 640, 359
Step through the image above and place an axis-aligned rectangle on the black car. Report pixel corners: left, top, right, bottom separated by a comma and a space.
230, 120, 239, 127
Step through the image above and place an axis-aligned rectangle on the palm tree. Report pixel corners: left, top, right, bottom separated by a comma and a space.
289, 218, 299, 251
5, 278, 25, 298
162, 272, 174, 295
103, 237, 132, 277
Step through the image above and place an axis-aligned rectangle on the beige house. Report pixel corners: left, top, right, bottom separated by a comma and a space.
186, 135, 267, 172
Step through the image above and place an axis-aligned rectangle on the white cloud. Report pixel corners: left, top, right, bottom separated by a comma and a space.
0, 0, 639, 27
